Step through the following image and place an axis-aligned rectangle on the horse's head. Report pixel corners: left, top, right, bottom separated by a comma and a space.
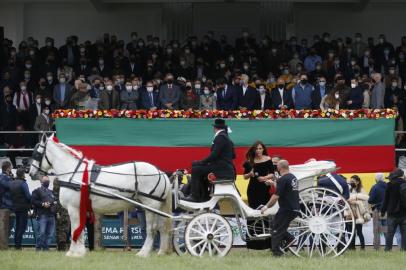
29, 133, 54, 179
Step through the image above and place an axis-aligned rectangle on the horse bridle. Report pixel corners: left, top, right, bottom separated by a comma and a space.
31, 141, 53, 175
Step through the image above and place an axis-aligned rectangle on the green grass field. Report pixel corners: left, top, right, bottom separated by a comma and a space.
0, 249, 404, 270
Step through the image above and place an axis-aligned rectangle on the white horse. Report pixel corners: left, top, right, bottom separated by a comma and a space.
29, 134, 172, 257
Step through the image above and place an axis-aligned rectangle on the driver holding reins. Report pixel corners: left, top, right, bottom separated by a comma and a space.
184, 119, 236, 202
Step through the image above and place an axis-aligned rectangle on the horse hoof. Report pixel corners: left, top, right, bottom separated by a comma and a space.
136, 251, 149, 258
66, 251, 73, 257
157, 250, 171, 256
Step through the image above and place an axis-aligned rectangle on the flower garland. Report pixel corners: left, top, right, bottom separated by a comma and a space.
52, 109, 397, 120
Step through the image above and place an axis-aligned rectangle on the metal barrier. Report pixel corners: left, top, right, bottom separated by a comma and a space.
0, 131, 55, 152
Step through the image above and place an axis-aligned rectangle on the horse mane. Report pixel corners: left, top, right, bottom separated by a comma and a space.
50, 136, 94, 162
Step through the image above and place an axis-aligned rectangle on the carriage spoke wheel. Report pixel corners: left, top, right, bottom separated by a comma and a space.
185, 213, 233, 257
173, 220, 187, 256
287, 187, 355, 258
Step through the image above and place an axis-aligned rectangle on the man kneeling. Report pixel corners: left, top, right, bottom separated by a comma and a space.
261, 160, 299, 256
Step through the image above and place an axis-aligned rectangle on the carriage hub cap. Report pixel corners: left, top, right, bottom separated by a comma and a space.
308, 217, 327, 234
206, 233, 214, 240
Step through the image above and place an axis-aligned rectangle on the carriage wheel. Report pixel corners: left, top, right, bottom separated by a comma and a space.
287, 187, 355, 258
173, 220, 187, 256
185, 213, 233, 257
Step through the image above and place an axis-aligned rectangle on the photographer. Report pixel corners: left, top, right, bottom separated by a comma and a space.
31, 175, 56, 251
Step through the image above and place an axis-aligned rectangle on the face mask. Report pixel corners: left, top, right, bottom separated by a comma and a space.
204, 89, 210, 95
47, 76, 53, 81
42, 181, 50, 188
124, 85, 132, 91
133, 85, 139, 90
335, 93, 340, 99
319, 81, 326, 87
45, 100, 51, 106
355, 37, 361, 42
167, 49, 173, 54
106, 85, 113, 91
180, 61, 186, 66
146, 87, 154, 92
229, 57, 234, 62
44, 109, 50, 115
36, 98, 41, 104
301, 79, 308, 85
25, 64, 32, 69
392, 82, 398, 87
99, 60, 104, 65
278, 84, 285, 89
351, 83, 357, 88
195, 84, 201, 89
379, 38, 384, 44
350, 182, 357, 188
20, 86, 27, 91
220, 63, 226, 68
351, 61, 356, 66
59, 78, 66, 83
46, 41, 52, 47
243, 65, 249, 70
24, 74, 30, 79
99, 86, 105, 91
389, 70, 395, 75
167, 79, 173, 84
334, 60, 340, 65
258, 88, 266, 94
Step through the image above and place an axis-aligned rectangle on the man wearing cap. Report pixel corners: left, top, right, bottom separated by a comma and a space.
381, 168, 406, 251
184, 119, 236, 202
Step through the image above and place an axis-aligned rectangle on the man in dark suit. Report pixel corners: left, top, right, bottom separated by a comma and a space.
216, 78, 237, 110
159, 73, 181, 109
53, 74, 73, 109
58, 36, 79, 67
270, 78, 294, 109
29, 94, 43, 130
184, 119, 236, 202
311, 76, 330, 109
140, 81, 161, 109
236, 74, 258, 110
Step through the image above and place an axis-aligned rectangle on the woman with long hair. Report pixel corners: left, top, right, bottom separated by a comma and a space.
243, 141, 276, 250
320, 90, 341, 110
348, 175, 370, 250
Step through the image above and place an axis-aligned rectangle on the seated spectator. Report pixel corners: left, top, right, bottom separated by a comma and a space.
53, 74, 72, 109
199, 84, 216, 110
347, 78, 364, 109
159, 73, 181, 109
256, 83, 271, 110
311, 76, 330, 109
292, 74, 314, 109
98, 80, 120, 110
180, 85, 198, 110
140, 81, 160, 110
120, 81, 139, 110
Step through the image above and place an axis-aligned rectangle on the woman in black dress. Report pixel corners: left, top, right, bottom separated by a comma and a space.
243, 141, 276, 250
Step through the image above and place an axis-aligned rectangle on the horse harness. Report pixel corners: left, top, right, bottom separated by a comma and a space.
33, 142, 168, 203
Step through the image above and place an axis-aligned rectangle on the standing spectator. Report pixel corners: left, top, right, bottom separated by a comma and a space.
159, 73, 181, 109
199, 84, 216, 110
320, 90, 341, 110
381, 168, 406, 251
140, 81, 160, 110
9, 168, 31, 250
261, 160, 299, 257
304, 48, 322, 72
371, 73, 386, 108
120, 81, 139, 110
0, 94, 18, 145
34, 106, 53, 135
362, 80, 372, 109
98, 80, 120, 110
53, 74, 73, 109
13, 81, 33, 129
292, 74, 314, 109
236, 74, 258, 110
385, 78, 400, 108
351, 33, 368, 58
271, 78, 294, 110
0, 161, 13, 250
347, 78, 364, 109
216, 78, 237, 110
29, 94, 43, 130
31, 175, 56, 251
256, 83, 271, 110
243, 141, 275, 249
348, 175, 370, 250
311, 76, 330, 109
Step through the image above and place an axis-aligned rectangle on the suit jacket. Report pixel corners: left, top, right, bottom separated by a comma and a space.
98, 90, 120, 110
53, 83, 73, 108
370, 82, 385, 109
29, 103, 42, 129
199, 130, 236, 179
216, 85, 237, 110
255, 92, 272, 110
34, 113, 54, 132
311, 85, 330, 109
270, 88, 294, 109
159, 84, 181, 109
140, 90, 161, 109
120, 89, 139, 110
236, 85, 258, 110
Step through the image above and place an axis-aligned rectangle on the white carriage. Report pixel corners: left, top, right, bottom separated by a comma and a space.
172, 160, 355, 258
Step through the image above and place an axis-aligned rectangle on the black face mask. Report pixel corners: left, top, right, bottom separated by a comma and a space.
42, 181, 50, 188
301, 79, 308, 85
350, 182, 357, 188
95, 84, 100, 89
278, 84, 285, 89
167, 79, 173, 84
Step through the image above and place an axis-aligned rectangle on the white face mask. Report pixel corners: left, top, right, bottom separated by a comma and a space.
133, 85, 139, 90
59, 78, 66, 83
220, 63, 226, 68
351, 83, 357, 88
36, 98, 41, 104
20, 86, 26, 91
106, 85, 113, 91
47, 76, 53, 81
195, 84, 201, 89
146, 87, 154, 92
99, 86, 105, 91
392, 82, 398, 87
126, 85, 132, 91
335, 93, 340, 99
258, 88, 266, 94
203, 89, 210, 95
319, 81, 326, 87
45, 100, 51, 106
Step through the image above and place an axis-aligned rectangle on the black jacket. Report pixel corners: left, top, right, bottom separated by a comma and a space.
9, 179, 31, 212
31, 186, 56, 216
382, 177, 406, 217
270, 88, 294, 109
236, 86, 258, 110
200, 130, 236, 179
